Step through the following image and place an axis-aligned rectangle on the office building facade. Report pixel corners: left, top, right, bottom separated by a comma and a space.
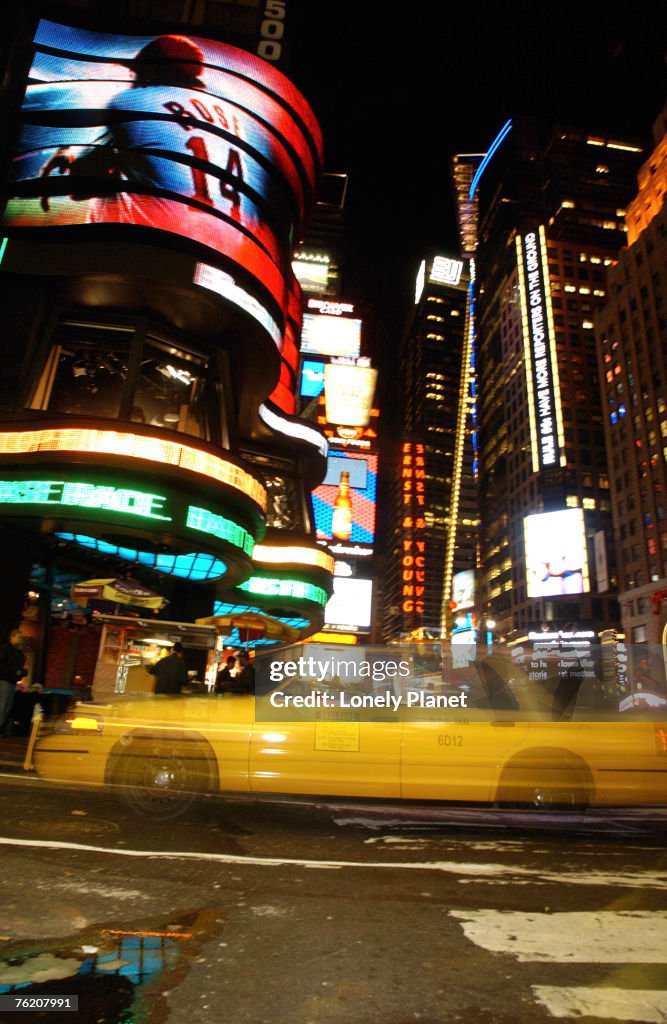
595, 105, 667, 643
473, 117, 644, 640
383, 253, 477, 641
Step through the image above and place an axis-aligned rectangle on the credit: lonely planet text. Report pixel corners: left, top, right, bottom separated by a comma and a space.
266, 657, 468, 711
268, 690, 468, 711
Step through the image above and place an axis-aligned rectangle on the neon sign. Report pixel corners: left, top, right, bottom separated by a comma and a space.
186, 506, 254, 555
307, 299, 354, 315
0, 477, 256, 555
516, 227, 565, 472
238, 576, 327, 606
401, 442, 426, 618
0, 427, 266, 510
430, 256, 464, 287
253, 543, 335, 573
0, 480, 170, 520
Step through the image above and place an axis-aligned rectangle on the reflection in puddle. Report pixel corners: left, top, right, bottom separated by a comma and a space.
0, 929, 188, 1022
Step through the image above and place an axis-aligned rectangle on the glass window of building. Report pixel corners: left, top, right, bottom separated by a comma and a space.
30, 317, 220, 443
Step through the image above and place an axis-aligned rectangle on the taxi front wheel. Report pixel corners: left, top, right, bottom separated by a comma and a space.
109, 740, 215, 819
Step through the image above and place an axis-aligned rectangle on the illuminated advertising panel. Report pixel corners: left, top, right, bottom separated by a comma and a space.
401, 441, 426, 622
324, 577, 373, 633
2, 20, 322, 332
311, 451, 377, 559
300, 314, 361, 358
292, 259, 330, 294
516, 226, 565, 472
324, 364, 377, 427
524, 508, 590, 597
452, 569, 475, 611
318, 401, 380, 451
300, 359, 326, 398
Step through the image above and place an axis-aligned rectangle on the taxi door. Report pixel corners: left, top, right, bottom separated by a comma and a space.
249, 716, 402, 799
399, 652, 532, 803
400, 711, 530, 803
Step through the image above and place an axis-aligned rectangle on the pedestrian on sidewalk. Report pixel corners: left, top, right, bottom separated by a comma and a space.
0, 629, 27, 735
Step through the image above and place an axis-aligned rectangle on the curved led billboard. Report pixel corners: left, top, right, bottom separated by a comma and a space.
1, 20, 322, 338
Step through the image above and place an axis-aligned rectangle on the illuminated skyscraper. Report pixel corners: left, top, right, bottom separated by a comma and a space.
595, 105, 667, 643
383, 253, 477, 641
472, 116, 645, 639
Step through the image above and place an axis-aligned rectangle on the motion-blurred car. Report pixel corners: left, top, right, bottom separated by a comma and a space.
33, 663, 667, 817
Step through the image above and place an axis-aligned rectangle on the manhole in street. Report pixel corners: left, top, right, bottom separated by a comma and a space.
16, 818, 120, 836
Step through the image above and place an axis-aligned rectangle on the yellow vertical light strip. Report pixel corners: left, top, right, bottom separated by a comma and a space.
539, 225, 566, 466
516, 234, 540, 473
440, 292, 472, 638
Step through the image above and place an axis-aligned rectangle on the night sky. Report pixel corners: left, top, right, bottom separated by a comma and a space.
288, 0, 665, 355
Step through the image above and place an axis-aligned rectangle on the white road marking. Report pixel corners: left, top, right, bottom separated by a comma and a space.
40, 880, 149, 901
532, 986, 667, 1022
0, 835, 666, 892
450, 910, 667, 962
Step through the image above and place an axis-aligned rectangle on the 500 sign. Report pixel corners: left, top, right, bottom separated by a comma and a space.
257, 0, 286, 62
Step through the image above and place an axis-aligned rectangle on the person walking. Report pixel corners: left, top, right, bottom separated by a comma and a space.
0, 629, 27, 735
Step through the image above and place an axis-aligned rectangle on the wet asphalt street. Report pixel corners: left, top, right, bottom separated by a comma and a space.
0, 772, 666, 1024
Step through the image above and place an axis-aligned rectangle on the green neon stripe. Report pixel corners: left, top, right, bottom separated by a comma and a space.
0, 479, 171, 520
186, 505, 254, 555
239, 576, 327, 606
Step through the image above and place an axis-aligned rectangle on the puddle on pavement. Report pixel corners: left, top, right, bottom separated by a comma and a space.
0, 911, 213, 1023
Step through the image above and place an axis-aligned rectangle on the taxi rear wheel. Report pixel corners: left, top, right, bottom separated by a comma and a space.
497, 752, 591, 810
109, 740, 216, 819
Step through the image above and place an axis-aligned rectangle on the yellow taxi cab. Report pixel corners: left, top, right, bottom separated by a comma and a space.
33, 646, 667, 817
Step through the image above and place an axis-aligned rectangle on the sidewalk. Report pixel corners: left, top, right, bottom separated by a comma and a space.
0, 734, 36, 771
